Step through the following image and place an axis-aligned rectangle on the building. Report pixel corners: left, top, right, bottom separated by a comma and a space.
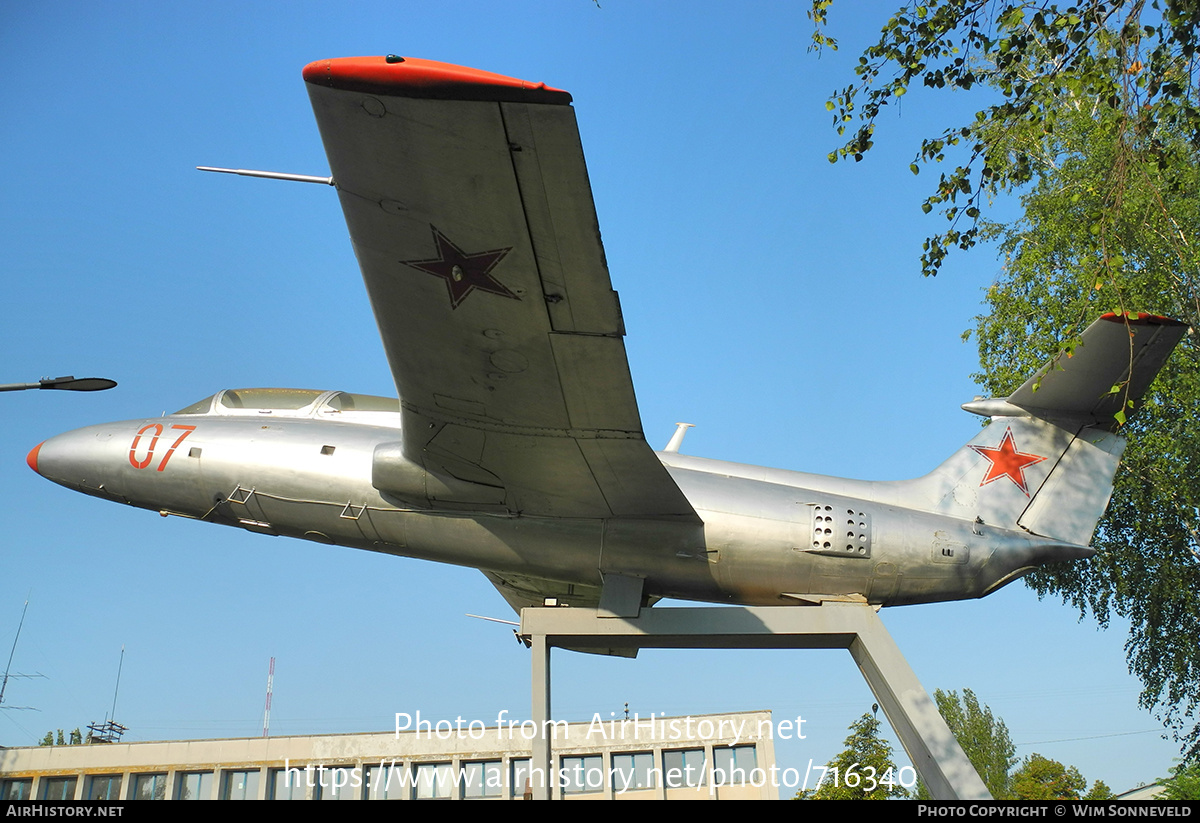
0, 710, 777, 800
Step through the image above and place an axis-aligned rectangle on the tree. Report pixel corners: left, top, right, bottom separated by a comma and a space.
37, 727, 88, 747
1159, 761, 1200, 799
1011, 754, 1112, 799
812, 1, 1200, 761
917, 688, 1016, 799
809, 1, 1200, 277
973, 93, 1200, 762
796, 710, 909, 799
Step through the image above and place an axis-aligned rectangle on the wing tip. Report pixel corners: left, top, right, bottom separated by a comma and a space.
302, 56, 573, 105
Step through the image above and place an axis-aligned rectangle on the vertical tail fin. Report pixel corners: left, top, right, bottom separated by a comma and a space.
908, 314, 1187, 544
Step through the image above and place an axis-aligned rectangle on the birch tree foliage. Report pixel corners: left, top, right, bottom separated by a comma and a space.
810, 1, 1200, 760
809, 0, 1200, 277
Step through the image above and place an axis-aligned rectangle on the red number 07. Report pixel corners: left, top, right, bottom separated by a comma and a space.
129, 424, 196, 471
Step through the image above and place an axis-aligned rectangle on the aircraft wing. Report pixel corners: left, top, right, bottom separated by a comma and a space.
305, 57, 697, 519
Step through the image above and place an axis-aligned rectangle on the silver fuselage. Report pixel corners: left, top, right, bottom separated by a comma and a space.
29, 391, 1087, 608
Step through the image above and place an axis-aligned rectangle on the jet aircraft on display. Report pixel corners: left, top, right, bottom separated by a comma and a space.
27, 57, 1187, 621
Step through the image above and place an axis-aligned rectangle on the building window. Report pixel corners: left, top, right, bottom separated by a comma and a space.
40, 777, 77, 801
413, 762, 452, 799
86, 774, 122, 801
132, 773, 167, 800
510, 758, 533, 800
612, 752, 656, 792
560, 755, 604, 794
365, 764, 406, 800
460, 760, 503, 799
318, 765, 360, 801
663, 748, 706, 788
176, 771, 213, 800
270, 767, 308, 800
221, 769, 260, 800
0, 779, 32, 801
712, 745, 757, 785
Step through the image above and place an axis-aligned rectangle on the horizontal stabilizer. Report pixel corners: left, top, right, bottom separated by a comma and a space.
1007, 313, 1187, 429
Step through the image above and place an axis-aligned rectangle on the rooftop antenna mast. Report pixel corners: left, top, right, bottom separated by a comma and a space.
1, 598, 44, 711
262, 657, 275, 738
87, 646, 126, 743
110, 645, 124, 721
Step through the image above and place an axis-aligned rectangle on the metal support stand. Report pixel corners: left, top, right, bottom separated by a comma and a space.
529, 631, 552, 800
520, 602, 990, 801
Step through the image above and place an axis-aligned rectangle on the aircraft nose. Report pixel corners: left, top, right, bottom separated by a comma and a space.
26, 441, 43, 475
24, 424, 126, 495
28, 419, 206, 514
26, 430, 85, 485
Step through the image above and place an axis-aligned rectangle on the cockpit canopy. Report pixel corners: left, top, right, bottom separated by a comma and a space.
175, 389, 400, 420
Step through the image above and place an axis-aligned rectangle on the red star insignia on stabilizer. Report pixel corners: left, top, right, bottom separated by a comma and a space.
400, 225, 517, 309
969, 428, 1047, 496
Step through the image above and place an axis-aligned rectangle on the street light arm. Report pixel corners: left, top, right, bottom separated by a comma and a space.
0, 376, 117, 393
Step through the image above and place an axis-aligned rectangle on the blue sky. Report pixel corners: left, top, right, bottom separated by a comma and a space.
0, 1, 1182, 794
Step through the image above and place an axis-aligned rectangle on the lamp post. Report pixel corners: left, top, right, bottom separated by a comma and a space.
0, 376, 117, 393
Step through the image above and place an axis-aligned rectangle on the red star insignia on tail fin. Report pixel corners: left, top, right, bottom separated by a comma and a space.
969, 428, 1047, 495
